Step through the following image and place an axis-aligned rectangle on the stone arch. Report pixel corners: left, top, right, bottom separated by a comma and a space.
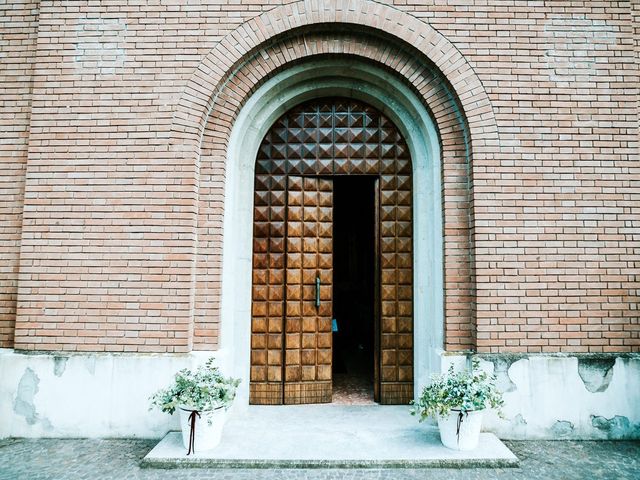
219, 57, 443, 404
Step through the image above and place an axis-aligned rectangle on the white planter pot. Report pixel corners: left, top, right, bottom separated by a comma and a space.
178, 405, 227, 453
436, 409, 483, 451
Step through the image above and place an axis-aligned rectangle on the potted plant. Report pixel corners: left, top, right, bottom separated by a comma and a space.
150, 358, 241, 455
410, 359, 504, 451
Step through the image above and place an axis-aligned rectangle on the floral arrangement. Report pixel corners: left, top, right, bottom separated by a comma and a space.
150, 358, 241, 415
410, 359, 504, 421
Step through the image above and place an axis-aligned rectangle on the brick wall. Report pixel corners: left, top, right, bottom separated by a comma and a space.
408, 0, 639, 352
0, 1, 39, 348
1, 0, 638, 353
7, 0, 292, 352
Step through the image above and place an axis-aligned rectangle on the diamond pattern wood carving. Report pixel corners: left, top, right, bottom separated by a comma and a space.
284, 176, 333, 404
250, 99, 413, 405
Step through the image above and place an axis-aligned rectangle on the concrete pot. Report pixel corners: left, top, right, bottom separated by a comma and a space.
178, 405, 227, 452
437, 409, 483, 451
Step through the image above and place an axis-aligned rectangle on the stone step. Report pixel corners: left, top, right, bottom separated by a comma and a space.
142, 405, 519, 469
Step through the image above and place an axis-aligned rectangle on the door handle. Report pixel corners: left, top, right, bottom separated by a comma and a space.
315, 276, 321, 308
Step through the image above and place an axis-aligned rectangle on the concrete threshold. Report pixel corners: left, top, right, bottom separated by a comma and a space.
142, 405, 519, 469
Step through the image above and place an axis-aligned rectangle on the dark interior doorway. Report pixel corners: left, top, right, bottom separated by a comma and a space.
332, 176, 377, 404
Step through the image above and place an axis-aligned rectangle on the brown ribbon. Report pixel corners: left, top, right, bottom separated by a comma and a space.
456, 410, 466, 444
187, 410, 200, 455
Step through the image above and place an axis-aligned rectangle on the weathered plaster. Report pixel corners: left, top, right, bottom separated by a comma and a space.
551, 420, 575, 438
577, 357, 615, 393
484, 356, 518, 394
591, 415, 640, 439
53, 357, 67, 378
509, 414, 528, 438
2, 350, 639, 439
0, 349, 230, 438
13, 367, 39, 426
444, 353, 640, 440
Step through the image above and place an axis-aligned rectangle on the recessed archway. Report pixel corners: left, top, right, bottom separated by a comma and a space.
171, 4, 499, 357
219, 57, 443, 405
190, 28, 482, 355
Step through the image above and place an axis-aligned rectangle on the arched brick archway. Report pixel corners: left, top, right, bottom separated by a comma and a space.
168, 0, 499, 363
218, 56, 443, 403
170, 0, 498, 153
193, 34, 484, 352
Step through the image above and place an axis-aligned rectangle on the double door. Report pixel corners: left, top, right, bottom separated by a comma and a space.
248, 99, 413, 405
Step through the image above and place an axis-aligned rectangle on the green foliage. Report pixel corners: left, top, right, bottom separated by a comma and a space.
410, 359, 504, 421
149, 358, 241, 414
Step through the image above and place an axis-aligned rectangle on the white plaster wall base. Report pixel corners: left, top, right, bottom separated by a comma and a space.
0, 348, 231, 438
441, 353, 640, 440
2, 349, 638, 439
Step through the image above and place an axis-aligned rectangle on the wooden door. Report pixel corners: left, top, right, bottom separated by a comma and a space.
283, 176, 333, 404
249, 175, 333, 405
249, 98, 413, 405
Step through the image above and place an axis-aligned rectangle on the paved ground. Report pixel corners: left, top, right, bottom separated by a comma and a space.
0, 438, 638, 480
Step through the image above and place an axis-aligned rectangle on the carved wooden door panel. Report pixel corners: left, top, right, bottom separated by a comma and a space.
249, 173, 287, 405
284, 176, 333, 404
379, 169, 413, 404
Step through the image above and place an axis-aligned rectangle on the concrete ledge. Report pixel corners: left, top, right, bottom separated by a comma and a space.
141, 405, 519, 469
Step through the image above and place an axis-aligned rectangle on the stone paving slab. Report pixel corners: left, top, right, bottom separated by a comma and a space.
1, 438, 639, 480
142, 405, 518, 468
